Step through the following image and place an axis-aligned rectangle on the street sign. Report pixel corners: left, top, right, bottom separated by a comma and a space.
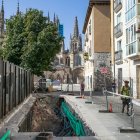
100, 67, 108, 74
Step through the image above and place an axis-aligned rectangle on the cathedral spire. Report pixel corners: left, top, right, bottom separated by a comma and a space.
1, 0, 4, 13
53, 13, 56, 23
0, 0, 4, 36
17, 0, 20, 15
73, 16, 79, 38
56, 15, 59, 26
48, 12, 50, 23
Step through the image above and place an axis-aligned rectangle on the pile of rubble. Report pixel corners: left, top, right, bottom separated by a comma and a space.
31, 95, 62, 135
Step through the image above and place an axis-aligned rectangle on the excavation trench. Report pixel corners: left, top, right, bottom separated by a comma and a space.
18, 95, 94, 137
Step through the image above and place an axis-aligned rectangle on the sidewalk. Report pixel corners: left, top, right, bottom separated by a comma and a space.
62, 95, 140, 140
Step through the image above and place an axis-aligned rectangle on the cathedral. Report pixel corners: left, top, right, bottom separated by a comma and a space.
0, 0, 84, 84
45, 17, 84, 84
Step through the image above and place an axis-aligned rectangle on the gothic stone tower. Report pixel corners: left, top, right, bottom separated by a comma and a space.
69, 17, 84, 83
0, 0, 4, 37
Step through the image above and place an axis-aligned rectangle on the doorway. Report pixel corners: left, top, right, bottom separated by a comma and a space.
136, 66, 140, 98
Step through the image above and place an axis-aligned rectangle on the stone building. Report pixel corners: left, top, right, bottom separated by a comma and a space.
45, 17, 84, 84
83, 0, 111, 91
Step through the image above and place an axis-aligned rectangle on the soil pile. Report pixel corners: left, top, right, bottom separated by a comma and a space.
31, 95, 62, 135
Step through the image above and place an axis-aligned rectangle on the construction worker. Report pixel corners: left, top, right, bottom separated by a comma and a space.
121, 80, 130, 115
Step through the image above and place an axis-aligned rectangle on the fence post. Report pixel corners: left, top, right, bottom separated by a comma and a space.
105, 90, 109, 111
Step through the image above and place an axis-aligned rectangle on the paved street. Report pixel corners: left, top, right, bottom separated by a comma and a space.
62, 94, 140, 140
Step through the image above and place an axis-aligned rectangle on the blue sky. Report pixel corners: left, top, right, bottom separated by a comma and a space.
3, 0, 89, 50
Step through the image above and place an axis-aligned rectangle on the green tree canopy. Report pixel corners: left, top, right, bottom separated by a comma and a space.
3, 9, 63, 75
4, 14, 25, 65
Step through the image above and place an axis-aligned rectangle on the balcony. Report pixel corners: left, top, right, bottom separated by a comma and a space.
114, 0, 122, 13
115, 50, 123, 65
126, 41, 140, 60
114, 22, 123, 38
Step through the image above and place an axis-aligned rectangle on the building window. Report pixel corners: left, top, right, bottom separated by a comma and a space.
126, 24, 136, 55
89, 25, 91, 35
117, 13, 121, 25
66, 57, 70, 66
117, 40, 122, 51
126, 24, 136, 45
125, 0, 136, 22
88, 41, 91, 56
126, 42, 136, 55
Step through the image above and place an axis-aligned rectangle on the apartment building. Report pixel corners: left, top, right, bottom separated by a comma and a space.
113, 0, 140, 98
83, 0, 111, 91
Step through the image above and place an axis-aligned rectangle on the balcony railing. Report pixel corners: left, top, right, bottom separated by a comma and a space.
114, 0, 122, 13
114, 22, 123, 38
115, 50, 123, 61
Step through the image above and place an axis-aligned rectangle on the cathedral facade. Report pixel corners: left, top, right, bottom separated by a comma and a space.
45, 17, 84, 84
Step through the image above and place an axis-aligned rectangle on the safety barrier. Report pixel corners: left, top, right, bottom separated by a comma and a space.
61, 102, 86, 136
98, 88, 140, 130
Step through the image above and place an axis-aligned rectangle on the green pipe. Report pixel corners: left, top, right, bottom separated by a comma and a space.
0, 130, 11, 140
61, 102, 86, 136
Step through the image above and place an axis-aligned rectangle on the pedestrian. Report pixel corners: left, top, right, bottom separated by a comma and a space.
121, 80, 131, 115
80, 82, 85, 97
112, 82, 116, 93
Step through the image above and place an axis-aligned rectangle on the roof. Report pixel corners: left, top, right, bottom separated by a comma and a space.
82, 0, 110, 33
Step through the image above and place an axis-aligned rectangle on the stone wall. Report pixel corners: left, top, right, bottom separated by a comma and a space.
94, 53, 112, 91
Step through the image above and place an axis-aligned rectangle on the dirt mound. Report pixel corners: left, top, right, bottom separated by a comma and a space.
31, 96, 62, 135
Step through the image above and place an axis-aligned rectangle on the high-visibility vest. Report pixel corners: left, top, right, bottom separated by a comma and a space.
121, 86, 130, 96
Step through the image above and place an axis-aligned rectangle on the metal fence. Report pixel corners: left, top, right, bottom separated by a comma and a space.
0, 58, 33, 120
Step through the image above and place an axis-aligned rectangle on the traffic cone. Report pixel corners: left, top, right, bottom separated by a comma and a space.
109, 103, 113, 112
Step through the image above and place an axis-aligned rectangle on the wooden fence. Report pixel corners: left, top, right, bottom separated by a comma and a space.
0, 58, 32, 120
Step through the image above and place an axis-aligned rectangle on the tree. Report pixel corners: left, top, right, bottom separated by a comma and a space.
4, 9, 63, 75
0, 48, 3, 57
3, 14, 25, 65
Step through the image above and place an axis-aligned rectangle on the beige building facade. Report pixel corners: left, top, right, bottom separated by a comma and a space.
83, 0, 111, 91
